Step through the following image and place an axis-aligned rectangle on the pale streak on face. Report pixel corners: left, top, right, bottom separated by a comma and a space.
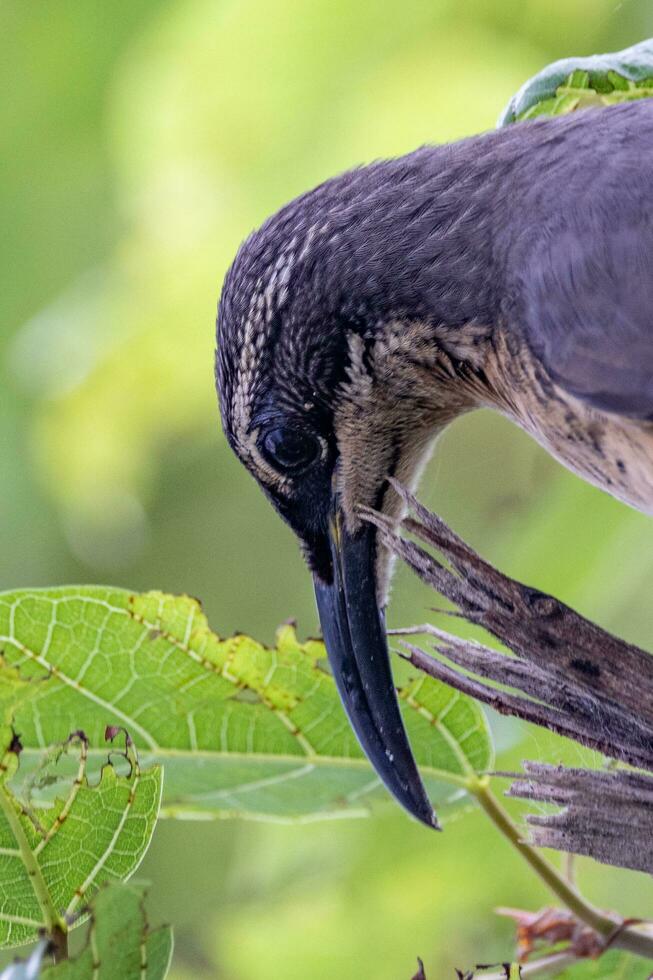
334, 325, 455, 604
229, 238, 304, 493
229, 223, 337, 494
231, 313, 290, 494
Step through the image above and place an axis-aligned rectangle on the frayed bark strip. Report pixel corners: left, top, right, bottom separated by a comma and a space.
508, 764, 653, 875
366, 485, 653, 771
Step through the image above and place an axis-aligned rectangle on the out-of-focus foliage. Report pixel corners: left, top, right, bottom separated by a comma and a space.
0, 728, 161, 949
2, 0, 653, 976
0, 587, 491, 820
557, 951, 651, 978
43, 884, 172, 980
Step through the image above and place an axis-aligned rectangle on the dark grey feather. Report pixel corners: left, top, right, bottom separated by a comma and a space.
217, 100, 653, 433
501, 103, 653, 419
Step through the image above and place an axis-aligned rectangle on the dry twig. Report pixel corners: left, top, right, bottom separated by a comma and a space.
364, 483, 653, 875
364, 483, 653, 772
508, 763, 653, 875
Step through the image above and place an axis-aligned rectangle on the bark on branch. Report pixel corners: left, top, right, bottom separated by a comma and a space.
508, 763, 653, 875
363, 483, 653, 874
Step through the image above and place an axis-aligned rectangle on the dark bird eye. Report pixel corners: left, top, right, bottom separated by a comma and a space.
261, 426, 320, 474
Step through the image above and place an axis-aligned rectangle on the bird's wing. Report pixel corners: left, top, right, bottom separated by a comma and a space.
515, 205, 653, 420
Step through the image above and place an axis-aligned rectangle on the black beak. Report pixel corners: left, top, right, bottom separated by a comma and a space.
313, 514, 439, 828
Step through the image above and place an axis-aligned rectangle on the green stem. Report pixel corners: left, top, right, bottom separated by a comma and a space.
472, 776, 608, 933
468, 776, 653, 962
0, 785, 68, 960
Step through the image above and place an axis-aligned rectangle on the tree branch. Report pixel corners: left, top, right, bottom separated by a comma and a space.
363, 483, 653, 772
362, 483, 653, 878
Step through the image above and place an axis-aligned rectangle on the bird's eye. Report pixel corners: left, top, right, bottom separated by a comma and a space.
261, 426, 320, 474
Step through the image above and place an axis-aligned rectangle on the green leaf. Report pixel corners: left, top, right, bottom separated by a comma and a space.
498, 38, 653, 124
43, 883, 172, 980
567, 69, 590, 90
0, 587, 493, 822
0, 727, 161, 949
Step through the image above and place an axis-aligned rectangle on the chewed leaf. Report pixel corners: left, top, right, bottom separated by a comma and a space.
499, 38, 653, 124
0, 728, 161, 949
43, 883, 172, 980
0, 588, 493, 821
399, 676, 490, 777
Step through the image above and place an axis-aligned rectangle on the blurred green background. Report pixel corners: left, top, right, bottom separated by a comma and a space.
2, 1, 653, 976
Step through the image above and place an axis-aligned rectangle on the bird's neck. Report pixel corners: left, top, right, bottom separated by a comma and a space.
375, 202, 500, 329
302, 137, 516, 331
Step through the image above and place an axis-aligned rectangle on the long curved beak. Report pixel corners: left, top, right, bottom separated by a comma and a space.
313, 514, 439, 828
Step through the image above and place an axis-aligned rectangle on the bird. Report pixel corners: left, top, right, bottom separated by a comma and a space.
215, 100, 653, 829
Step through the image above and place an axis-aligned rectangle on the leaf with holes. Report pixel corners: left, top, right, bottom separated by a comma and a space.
0, 726, 161, 950
0, 587, 492, 821
499, 38, 653, 124
42, 882, 172, 980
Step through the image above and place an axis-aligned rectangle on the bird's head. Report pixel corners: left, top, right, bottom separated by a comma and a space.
216, 154, 495, 826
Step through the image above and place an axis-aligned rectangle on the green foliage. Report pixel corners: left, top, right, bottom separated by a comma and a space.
499, 39, 653, 123
5, 0, 536, 568
557, 951, 651, 979
0, 587, 492, 822
0, 726, 161, 949
515, 68, 653, 121
4, 3, 653, 976
43, 884, 172, 980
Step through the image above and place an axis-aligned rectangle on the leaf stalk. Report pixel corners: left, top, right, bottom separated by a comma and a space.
0, 784, 68, 960
467, 775, 653, 963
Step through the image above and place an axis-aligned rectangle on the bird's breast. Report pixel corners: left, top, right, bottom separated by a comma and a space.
483, 329, 653, 516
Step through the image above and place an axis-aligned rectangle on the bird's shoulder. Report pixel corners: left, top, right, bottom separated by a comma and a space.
500, 103, 653, 421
